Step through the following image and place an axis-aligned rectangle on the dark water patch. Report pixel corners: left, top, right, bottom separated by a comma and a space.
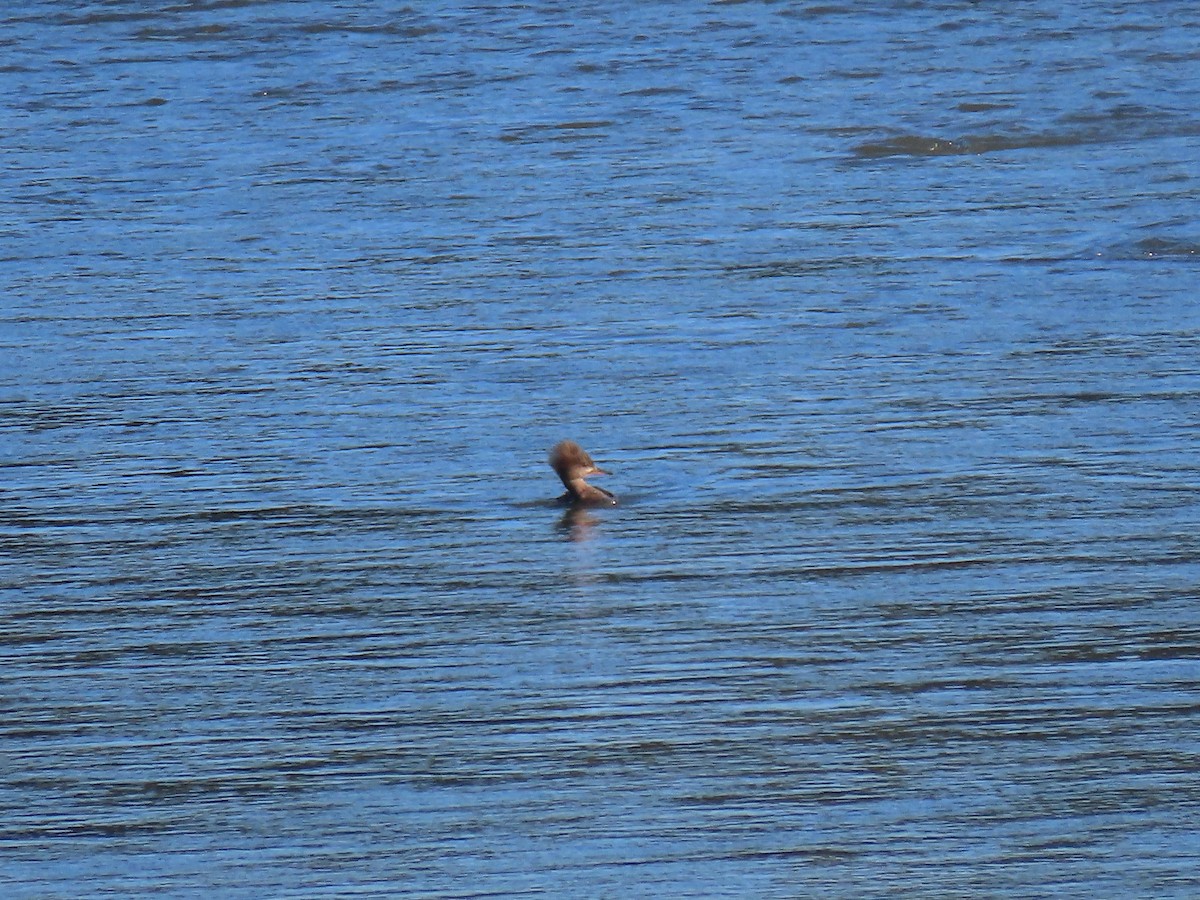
133, 23, 232, 42
782, 5, 858, 19
957, 100, 1016, 113
852, 130, 1086, 159
854, 101, 1200, 160
722, 255, 891, 278
297, 20, 441, 38
620, 85, 692, 97
499, 120, 615, 144
1128, 236, 1200, 259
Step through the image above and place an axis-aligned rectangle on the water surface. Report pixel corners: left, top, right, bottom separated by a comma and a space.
3, 1, 1199, 896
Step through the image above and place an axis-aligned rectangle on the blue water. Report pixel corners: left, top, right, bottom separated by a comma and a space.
3, 1, 1200, 896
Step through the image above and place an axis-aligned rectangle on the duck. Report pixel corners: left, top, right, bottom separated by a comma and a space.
548, 439, 617, 506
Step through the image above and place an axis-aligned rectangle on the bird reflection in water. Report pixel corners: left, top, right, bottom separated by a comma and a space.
556, 505, 604, 540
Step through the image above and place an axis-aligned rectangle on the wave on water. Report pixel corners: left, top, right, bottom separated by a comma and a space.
853, 105, 1200, 158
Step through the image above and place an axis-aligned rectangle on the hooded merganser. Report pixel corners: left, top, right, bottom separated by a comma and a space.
549, 439, 617, 506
